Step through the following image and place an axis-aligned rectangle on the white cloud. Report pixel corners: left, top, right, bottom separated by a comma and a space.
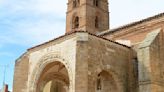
110, 0, 164, 28
0, 20, 65, 46
33, 0, 67, 16
0, 0, 4, 4
0, 0, 67, 47
3, 0, 67, 17
14, 20, 65, 46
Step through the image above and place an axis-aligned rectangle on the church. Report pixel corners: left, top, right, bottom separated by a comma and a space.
13, 0, 164, 92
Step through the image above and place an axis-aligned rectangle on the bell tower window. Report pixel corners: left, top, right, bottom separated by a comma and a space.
93, 0, 99, 7
77, 0, 80, 6
73, 0, 76, 8
95, 16, 99, 28
73, 0, 80, 8
73, 16, 79, 29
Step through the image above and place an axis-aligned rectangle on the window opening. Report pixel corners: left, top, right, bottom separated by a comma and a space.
95, 16, 99, 28
94, 0, 99, 7
73, 16, 79, 29
97, 74, 101, 90
73, 0, 80, 8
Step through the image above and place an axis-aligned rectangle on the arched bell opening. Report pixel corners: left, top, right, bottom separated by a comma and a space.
96, 71, 119, 92
73, 0, 80, 8
93, 0, 99, 7
72, 16, 79, 29
36, 61, 70, 92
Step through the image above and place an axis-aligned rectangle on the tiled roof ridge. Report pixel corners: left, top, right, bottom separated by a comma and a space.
100, 12, 164, 36
28, 30, 131, 51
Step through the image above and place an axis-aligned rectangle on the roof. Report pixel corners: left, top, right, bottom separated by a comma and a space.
16, 30, 131, 62
28, 30, 131, 51
100, 12, 164, 36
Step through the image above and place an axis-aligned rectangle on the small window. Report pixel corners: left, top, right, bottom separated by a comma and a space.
73, 0, 77, 8
133, 58, 138, 78
97, 74, 101, 90
95, 16, 99, 28
93, 0, 99, 7
73, 0, 80, 8
77, 0, 80, 5
73, 16, 79, 29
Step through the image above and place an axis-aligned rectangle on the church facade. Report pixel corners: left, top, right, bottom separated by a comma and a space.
13, 0, 164, 92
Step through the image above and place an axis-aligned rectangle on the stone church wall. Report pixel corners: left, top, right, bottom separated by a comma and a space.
75, 33, 138, 92
13, 34, 79, 92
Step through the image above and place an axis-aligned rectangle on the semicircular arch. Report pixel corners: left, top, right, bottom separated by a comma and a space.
96, 68, 124, 92
29, 53, 72, 92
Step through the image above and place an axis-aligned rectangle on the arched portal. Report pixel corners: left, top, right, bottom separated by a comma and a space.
96, 71, 119, 92
36, 61, 70, 92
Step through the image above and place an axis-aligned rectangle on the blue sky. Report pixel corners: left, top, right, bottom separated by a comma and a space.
0, 0, 164, 91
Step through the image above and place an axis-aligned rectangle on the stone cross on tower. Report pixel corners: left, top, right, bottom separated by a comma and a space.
66, 0, 109, 34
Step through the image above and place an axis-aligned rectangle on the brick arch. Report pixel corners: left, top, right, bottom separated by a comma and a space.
95, 68, 124, 92
29, 53, 73, 92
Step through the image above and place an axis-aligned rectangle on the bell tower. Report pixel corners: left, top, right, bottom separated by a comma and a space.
66, 0, 109, 34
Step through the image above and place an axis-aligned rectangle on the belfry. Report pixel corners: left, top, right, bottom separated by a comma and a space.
66, 0, 109, 34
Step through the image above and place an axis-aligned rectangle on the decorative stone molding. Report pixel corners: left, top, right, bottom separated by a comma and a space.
28, 52, 73, 92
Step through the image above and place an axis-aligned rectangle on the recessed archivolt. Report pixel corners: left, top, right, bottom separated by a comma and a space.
29, 53, 72, 92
